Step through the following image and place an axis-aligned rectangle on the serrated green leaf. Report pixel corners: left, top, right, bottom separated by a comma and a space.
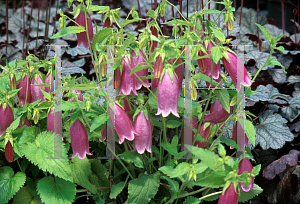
194, 171, 226, 188
161, 176, 179, 203
183, 196, 200, 204
193, 73, 219, 87
127, 172, 160, 204
185, 145, 220, 170
220, 137, 237, 149
238, 184, 263, 202
37, 177, 76, 204
92, 28, 112, 52
90, 159, 110, 188
264, 58, 284, 69
215, 89, 230, 113
70, 157, 97, 194
166, 120, 182, 129
200, 9, 222, 15
13, 186, 42, 204
161, 142, 178, 157
110, 176, 129, 199
119, 151, 144, 168
90, 113, 107, 132
87, 5, 109, 12
256, 23, 273, 44
210, 46, 223, 64
159, 162, 191, 178
251, 164, 261, 177
0, 166, 26, 204
19, 126, 40, 145
244, 119, 256, 147
121, 18, 146, 28
129, 64, 151, 76
20, 131, 73, 182
50, 26, 85, 39
210, 27, 225, 43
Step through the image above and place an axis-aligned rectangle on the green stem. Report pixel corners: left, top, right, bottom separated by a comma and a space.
199, 191, 222, 200
173, 186, 209, 200
165, 0, 189, 22
252, 50, 273, 82
17, 160, 23, 173
159, 124, 163, 167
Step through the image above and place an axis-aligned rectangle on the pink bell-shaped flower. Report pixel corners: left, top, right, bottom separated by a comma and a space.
133, 111, 152, 154
222, 51, 252, 92
118, 55, 138, 96
70, 90, 83, 102
156, 70, 179, 118
132, 50, 150, 90
47, 108, 55, 133
18, 74, 31, 106
108, 103, 136, 144
203, 100, 232, 124
218, 182, 238, 204
151, 78, 159, 91
99, 128, 106, 142
45, 72, 54, 93
70, 118, 92, 159
75, 11, 94, 49
170, 58, 184, 94
123, 97, 133, 121
238, 158, 254, 192
204, 41, 221, 80
31, 75, 47, 103
103, 18, 113, 28
150, 25, 158, 52
18, 117, 31, 128
0, 104, 14, 137
195, 123, 211, 148
231, 120, 249, 149
154, 54, 164, 79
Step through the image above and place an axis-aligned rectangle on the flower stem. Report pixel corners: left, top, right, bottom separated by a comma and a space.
252, 50, 273, 82
199, 191, 222, 200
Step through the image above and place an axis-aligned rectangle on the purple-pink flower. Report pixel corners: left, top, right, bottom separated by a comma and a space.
133, 111, 152, 154
156, 70, 179, 118
132, 50, 150, 90
118, 54, 138, 96
18, 74, 31, 106
75, 11, 94, 49
203, 100, 232, 124
108, 103, 136, 144
31, 75, 47, 103
238, 158, 255, 192
222, 51, 252, 92
218, 182, 238, 204
70, 118, 92, 159
0, 104, 14, 137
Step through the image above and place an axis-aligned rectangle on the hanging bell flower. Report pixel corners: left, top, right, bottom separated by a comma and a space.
218, 182, 238, 204
5, 140, 13, 163
238, 158, 255, 192
75, 11, 94, 49
231, 120, 249, 149
45, 72, 54, 93
70, 118, 92, 159
150, 25, 158, 52
195, 123, 211, 148
118, 55, 137, 96
203, 100, 232, 124
133, 50, 150, 90
156, 69, 180, 118
0, 104, 14, 137
151, 78, 159, 91
123, 97, 133, 121
154, 54, 165, 79
18, 117, 31, 128
222, 50, 252, 92
31, 75, 47, 103
103, 17, 113, 28
100, 128, 106, 142
170, 58, 184, 94
18, 74, 31, 106
133, 111, 152, 154
108, 103, 136, 144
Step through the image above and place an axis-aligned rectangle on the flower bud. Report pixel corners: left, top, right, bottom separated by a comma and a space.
0, 104, 14, 137
5, 140, 13, 163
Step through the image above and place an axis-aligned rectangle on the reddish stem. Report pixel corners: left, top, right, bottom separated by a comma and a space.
202, 0, 204, 20
5, 0, 8, 61
257, 0, 260, 51
187, 0, 189, 19
137, 0, 142, 17
171, 0, 174, 17
180, 0, 182, 20
239, 0, 244, 26
208, 1, 210, 21
281, 0, 285, 34
154, 0, 157, 10
197, 0, 199, 11
294, 8, 297, 43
